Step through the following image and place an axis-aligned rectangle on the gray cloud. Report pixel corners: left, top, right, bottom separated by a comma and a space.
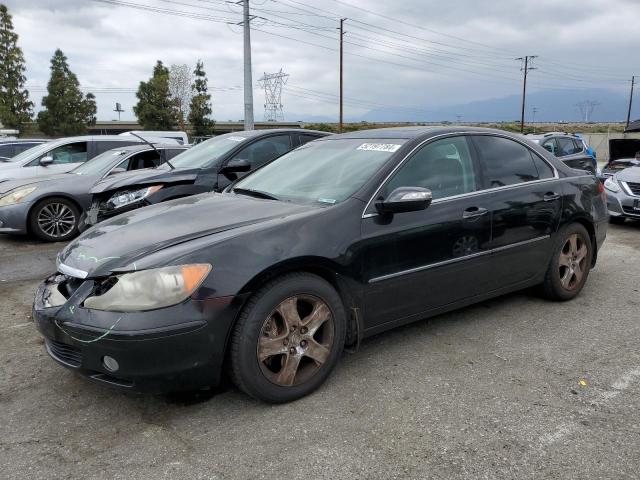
4, 0, 639, 121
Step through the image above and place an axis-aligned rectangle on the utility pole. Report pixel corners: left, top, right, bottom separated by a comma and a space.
626, 76, 635, 129
241, 0, 254, 130
339, 18, 346, 133
516, 55, 537, 133
532, 107, 538, 133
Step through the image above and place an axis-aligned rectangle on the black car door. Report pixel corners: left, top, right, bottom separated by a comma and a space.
470, 134, 562, 288
360, 135, 494, 328
217, 134, 293, 190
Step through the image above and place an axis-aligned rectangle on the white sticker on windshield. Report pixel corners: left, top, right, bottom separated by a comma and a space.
227, 136, 245, 142
357, 143, 401, 152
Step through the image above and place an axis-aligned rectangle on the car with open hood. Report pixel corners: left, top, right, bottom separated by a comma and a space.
33, 126, 607, 403
84, 129, 329, 226
0, 144, 187, 241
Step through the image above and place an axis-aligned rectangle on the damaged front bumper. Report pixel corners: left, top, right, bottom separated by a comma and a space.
32, 273, 242, 393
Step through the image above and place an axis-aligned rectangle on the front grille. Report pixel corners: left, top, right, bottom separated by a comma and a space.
624, 182, 640, 196
46, 339, 82, 368
622, 206, 640, 216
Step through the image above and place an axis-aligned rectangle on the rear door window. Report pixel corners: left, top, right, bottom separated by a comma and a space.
557, 137, 580, 156
298, 134, 322, 147
472, 135, 540, 187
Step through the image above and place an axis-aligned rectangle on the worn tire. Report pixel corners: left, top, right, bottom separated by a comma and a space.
28, 197, 80, 242
540, 223, 592, 301
229, 272, 346, 403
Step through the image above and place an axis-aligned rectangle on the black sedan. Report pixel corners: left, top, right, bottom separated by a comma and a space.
33, 127, 608, 403
0, 144, 186, 241
85, 129, 329, 226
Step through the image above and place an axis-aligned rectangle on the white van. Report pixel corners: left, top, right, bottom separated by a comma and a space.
120, 130, 189, 145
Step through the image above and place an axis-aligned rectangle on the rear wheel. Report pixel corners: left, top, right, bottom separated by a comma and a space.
541, 223, 592, 301
29, 197, 80, 242
229, 273, 346, 403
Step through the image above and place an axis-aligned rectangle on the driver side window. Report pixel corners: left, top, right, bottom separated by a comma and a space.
231, 135, 291, 169
47, 142, 88, 164
384, 136, 477, 200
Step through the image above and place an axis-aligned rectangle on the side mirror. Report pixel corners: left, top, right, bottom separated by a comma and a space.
223, 158, 251, 173
39, 156, 54, 166
376, 187, 432, 214
108, 167, 126, 176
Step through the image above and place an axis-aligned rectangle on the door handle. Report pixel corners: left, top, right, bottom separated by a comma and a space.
543, 192, 560, 202
463, 206, 488, 219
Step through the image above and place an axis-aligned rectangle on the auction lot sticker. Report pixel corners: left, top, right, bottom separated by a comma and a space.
357, 143, 402, 152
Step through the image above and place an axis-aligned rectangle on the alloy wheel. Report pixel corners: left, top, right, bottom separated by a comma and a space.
37, 203, 76, 239
558, 233, 588, 291
257, 295, 335, 387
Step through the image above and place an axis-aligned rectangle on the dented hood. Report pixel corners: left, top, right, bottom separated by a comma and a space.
57, 193, 314, 278
90, 167, 200, 194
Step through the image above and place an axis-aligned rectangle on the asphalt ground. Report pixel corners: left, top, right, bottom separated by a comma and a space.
1, 223, 639, 480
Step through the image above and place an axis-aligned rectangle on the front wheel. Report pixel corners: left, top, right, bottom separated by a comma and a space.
28, 197, 80, 242
229, 273, 346, 403
541, 223, 592, 301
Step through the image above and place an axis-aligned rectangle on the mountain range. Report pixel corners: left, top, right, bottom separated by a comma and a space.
288, 88, 637, 124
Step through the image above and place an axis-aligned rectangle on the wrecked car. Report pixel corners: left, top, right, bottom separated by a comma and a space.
33, 127, 607, 403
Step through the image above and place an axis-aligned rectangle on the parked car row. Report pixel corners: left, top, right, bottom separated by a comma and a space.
0, 129, 327, 241
28, 126, 609, 403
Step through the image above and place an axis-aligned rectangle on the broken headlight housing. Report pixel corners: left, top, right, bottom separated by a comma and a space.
107, 185, 162, 210
84, 264, 211, 312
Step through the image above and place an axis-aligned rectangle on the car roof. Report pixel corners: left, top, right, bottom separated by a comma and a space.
0, 138, 47, 144
220, 129, 330, 139
326, 126, 526, 140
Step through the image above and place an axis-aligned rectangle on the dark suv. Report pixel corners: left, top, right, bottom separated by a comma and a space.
527, 133, 597, 174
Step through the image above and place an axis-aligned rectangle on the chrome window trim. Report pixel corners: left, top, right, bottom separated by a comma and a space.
361, 131, 559, 219
368, 235, 550, 284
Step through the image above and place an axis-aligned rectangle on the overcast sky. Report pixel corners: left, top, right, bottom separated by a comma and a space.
4, 0, 639, 122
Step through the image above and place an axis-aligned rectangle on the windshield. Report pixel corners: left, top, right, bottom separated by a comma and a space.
72, 150, 128, 175
233, 138, 405, 204
6, 141, 51, 163
158, 133, 249, 170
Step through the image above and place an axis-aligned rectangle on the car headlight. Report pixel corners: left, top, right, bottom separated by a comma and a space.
604, 177, 621, 193
0, 186, 37, 207
83, 264, 211, 312
108, 185, 162, 210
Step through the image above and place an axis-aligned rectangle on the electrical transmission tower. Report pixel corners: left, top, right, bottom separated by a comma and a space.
258, 69, 289, 122
575, 100, 599, 123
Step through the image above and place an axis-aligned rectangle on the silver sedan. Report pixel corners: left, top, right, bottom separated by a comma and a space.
604, 165, 640, 223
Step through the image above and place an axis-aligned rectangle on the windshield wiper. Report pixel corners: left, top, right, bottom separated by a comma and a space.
232, 187, 280, 201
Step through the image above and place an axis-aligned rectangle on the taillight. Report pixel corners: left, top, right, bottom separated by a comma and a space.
598, 181, 605, 194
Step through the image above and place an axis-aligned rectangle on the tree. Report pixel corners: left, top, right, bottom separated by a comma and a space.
0, 4, 34, 130
188, 60, 215, 137
37, 49, 96, 136
133, 60, 177, 130
169, 64, 192, 131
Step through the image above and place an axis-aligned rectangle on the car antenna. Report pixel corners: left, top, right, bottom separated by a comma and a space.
128, 132, 175, 170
